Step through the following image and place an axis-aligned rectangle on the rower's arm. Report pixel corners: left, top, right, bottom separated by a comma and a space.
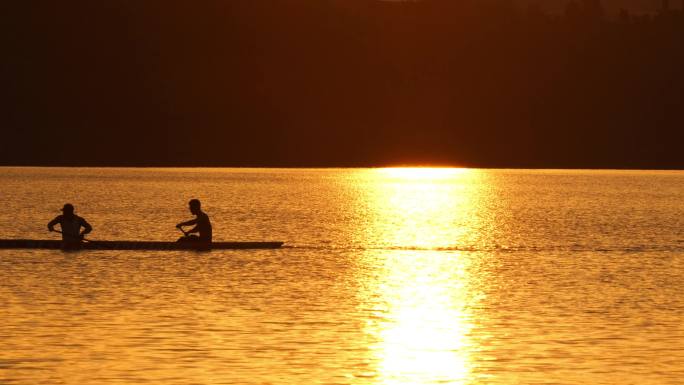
185, 214, 208, 236
80, 218, 92, 235
47, 216, 61, 231
177, 218, 197, 228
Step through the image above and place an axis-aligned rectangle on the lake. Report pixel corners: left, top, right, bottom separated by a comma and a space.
1, 167, 683, 385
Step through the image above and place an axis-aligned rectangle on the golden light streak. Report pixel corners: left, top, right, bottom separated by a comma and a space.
367, 167, 478, 249
358, 168, 485, 384
379, 167, 470, 180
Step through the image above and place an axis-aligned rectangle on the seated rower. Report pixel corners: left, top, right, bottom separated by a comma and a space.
47, 203, 92, 249
176, 199, 212, 243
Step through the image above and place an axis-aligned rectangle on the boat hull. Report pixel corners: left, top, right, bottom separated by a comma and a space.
0, 239, 284, 250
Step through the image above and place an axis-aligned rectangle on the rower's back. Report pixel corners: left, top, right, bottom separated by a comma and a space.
194, 210, 212, 243
47, 204, 92, 245
56, 214, 88, 241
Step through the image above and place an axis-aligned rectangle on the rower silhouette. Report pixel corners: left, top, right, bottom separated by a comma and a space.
47, 203, 92, 249
176, 199, 212, 243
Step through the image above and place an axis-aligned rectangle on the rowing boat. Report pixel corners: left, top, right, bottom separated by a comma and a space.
0, 239, 284, 250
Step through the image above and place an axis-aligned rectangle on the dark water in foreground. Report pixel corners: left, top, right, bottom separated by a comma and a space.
1, 167, 683, 385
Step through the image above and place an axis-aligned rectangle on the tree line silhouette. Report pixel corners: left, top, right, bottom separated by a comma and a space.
2, 0, 683, 168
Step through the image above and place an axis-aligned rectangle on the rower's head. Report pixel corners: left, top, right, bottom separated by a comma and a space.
188, 199, 201, 215
61, 203, 75, 216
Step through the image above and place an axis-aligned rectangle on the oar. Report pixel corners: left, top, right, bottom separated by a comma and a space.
51, 229, 92, 243
177, 226, 189, 237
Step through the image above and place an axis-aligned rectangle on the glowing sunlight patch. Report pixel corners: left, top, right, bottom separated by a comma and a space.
361, 167, 481, 249
354, 168, 490, 384
379, 167, 470, 180
370, 251, 475, 385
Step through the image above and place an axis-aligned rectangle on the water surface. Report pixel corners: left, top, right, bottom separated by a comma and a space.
1, 168, 683, 384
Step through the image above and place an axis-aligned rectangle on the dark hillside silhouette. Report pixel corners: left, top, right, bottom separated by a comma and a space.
1, 0, 683, 168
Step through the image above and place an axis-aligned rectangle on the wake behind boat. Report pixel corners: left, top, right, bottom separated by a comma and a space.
0, 239, 284, 250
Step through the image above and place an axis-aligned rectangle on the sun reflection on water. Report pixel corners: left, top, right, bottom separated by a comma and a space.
366, 167, 483, 249
379, 167, 471, 180
358, 168, 485, 384
368, 251, 477, 385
